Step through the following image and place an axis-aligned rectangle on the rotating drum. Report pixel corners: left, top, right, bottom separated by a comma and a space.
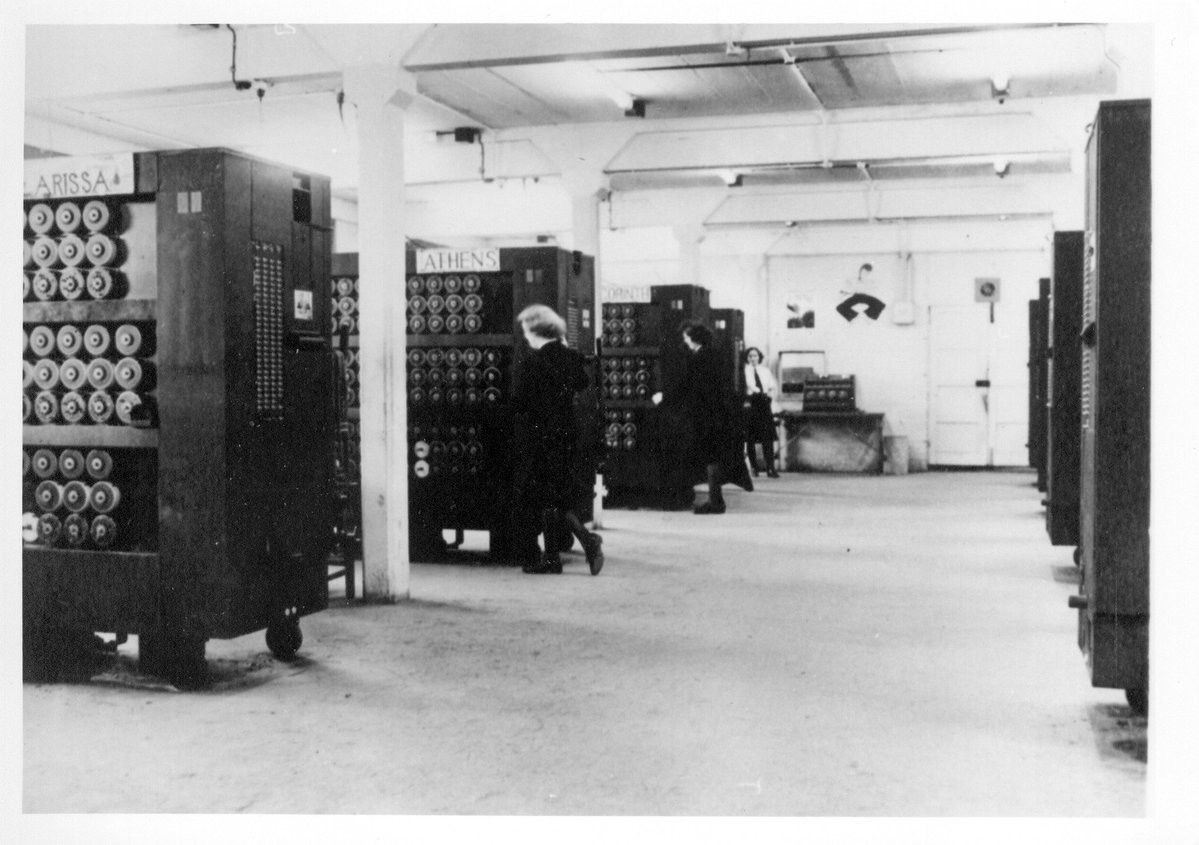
55, 202, 82, 234
406, 276, 424, 296
444, 314, 464, 334
59, 357, 88, 390
57, 234, 86, 267
35, 480, 63, 512
83, 324, 112, 357
60, 391, 88, 424
89, 481, 120, 514
443, 274, 462, 294
55, 324, 83, 357
58, 448, 85, 480
32, 268, 58, 300
426, 314, 445, 334
85, 449, 113, 480
114, 391, 145, 426
59, 267, 86, 300
85, 233, 117, 266
27, 203, 55, 235
89, 515, 117, 548
30, 236, 58, 268
86, 267, 114, 299
114, 358, 149, 390
33, 391, 60, 424
424, 275, 443, 294
113, 324, 143, 356
32, 448, 59, 479
62, 513, 89, 547
81, 200, 111, 233
87, 358, 115, 390
33, 358, 60, 391
87, 390, 115, 424
463, 314, 483, 333
462, 273, 482, 293
62, 480, 90, 513
38, 513, 63, 545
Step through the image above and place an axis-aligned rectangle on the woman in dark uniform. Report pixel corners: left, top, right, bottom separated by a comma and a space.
511, 304, 604, 575
742, 346, 780, 477
653, 320, 751, 514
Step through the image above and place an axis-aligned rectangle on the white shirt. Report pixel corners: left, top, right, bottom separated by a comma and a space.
743, 364, 779, 400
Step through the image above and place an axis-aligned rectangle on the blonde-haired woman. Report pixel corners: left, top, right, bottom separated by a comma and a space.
511, 304, 604, 575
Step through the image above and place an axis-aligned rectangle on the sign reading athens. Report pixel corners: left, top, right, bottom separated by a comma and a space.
25, 154, 137, 199
415, 248, 501, 274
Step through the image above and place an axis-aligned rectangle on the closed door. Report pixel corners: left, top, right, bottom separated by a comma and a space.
929, 304, 1029, 466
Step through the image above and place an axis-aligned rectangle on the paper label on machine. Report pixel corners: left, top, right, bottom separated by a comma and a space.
294, 290, 313, 321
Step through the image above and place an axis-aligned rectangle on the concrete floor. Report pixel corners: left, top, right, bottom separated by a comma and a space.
23, 471, 1150, 819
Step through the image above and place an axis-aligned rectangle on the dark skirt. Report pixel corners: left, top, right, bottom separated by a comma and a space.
745, 394, 776, 443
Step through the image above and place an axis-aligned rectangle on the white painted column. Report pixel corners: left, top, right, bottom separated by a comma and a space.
342, 65, 414, 600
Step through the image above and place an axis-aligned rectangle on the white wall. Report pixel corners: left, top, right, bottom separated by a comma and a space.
592, 218, 1052, 471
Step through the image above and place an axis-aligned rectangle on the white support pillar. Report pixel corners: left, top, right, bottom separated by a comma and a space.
342, 65, 415, 601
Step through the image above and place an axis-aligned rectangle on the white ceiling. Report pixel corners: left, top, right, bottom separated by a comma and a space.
24, 23, 1153, 209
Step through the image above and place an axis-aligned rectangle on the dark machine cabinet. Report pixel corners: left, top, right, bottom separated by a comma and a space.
23, 149, 337, 686
1046, 231, 1084, 548
1028, 278, 1050, 491
600, 285, 711, 507
403, 246, 598, 560
1074, 100, 1150, 711
710, 308, 746, 389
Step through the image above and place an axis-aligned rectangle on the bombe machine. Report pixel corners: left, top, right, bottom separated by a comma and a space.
332, 246, 599, 561
23, 149, 338, 688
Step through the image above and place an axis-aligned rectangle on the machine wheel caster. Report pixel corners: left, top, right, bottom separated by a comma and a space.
1125, 686, 1148, 716
266, 610, 303, 661
140, 632, 210, 690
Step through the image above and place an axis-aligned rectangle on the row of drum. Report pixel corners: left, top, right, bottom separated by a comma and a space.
25, 356, 153, 392
406, 273, 484, 296
24, 266, 124, 301
25, 200, 119, 236
24, 388, 153, 427
26, 322, 151, 359
23, 233, 123, 270
22, 444, 125, 547
410, 436, 486, 481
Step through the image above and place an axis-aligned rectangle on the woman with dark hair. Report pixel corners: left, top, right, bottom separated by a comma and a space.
742, 346, 780, 478
511, 304, 604, 575
652, 320, 750, 514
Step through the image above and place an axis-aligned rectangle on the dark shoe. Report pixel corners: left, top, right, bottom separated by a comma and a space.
521, 560, 546, 574
693, 501, 726, 515
767, 470, 779, 478
542, 554, 563, 574
584, 533, 604, 576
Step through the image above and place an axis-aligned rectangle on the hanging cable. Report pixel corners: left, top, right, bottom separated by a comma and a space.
478, 134, 487, 181
227, 24, 252, 91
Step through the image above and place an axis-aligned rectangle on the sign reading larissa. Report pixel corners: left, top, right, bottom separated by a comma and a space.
25, 154, 136, 199
414, 248, 500, 274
